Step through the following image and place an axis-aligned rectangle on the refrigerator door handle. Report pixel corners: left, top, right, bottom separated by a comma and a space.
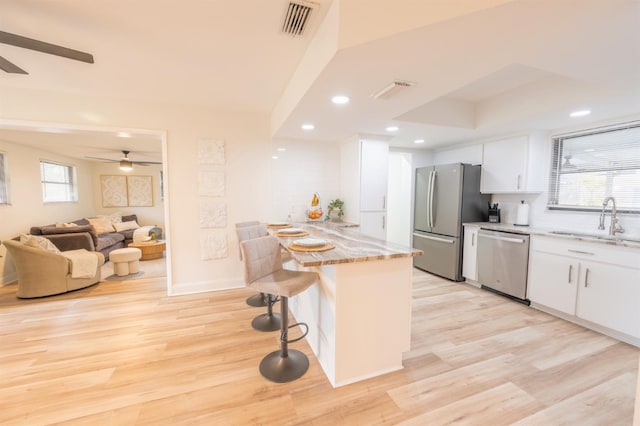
426, 170, 433, 228
413, 233, 455, 244
428, 170, 436, 228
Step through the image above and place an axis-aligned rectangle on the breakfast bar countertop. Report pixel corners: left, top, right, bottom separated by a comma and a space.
272, 222, 423, 267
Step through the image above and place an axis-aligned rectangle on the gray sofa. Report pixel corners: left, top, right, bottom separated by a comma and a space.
29, 214, 162, 260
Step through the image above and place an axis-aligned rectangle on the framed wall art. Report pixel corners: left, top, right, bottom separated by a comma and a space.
100, 175, 128, 207
127, 175, 153, 207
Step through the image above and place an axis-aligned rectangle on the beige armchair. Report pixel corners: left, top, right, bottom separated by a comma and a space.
3, 240, 105, 298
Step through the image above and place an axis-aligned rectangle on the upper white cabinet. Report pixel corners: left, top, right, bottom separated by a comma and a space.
528, 235, 640, 340
481, 134, 546, 194
462, 224, 480, 281
360, 140, 389, 211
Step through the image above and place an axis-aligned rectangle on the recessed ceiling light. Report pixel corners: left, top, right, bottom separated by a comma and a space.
414, 139, 425, 144
301, 123, 315, 131
272, 155, 279, 160
584, 148, 595, 152
116, 131, 132, 138
386, 126, 399, 132
277, 147, 287, 152
570, 110, 591, 117
331, 95, 350, 105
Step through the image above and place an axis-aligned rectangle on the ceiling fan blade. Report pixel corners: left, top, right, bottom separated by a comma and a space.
0, 55, 27, 74
131, 161, 162, 165
0, 30, 94, 64
84, 156, 119, 162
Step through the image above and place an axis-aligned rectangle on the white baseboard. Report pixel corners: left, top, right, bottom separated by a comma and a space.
1, 272, 17, 286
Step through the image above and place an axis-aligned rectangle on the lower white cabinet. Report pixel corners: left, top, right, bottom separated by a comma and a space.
528, 250, 578, 315
528, 235, 640, 340
462, 225, 479, 281
576, 259, 640, 339
359, 211, 386, 240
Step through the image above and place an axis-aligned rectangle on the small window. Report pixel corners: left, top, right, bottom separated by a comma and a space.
548, 121, 640, 213
40, 160, 78, 203
0, 152, 9, 205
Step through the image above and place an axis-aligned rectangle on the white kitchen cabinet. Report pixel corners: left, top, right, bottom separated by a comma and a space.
359, 211, 386, 240
528, 250, 578, 315
462, 225, 479, 281
360, 140, 389, 211
528, 235, 640, 340
576, 259, 640, 339
481, 134, 545, 194
340, 137, 389, 240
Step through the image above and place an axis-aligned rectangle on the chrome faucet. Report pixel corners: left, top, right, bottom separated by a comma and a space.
598, 196, 625, 235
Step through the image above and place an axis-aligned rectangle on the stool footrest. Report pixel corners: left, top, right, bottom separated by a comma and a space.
284, 322, 308, 344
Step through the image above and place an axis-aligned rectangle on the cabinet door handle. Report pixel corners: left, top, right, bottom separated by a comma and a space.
516, 174, 521, 190
382, 215, 386, 229
472, 233, 475, 247
584, 268, 590, 287
568, 265, 573, 283
568, 249, 594, 256
382, 195, 386, 210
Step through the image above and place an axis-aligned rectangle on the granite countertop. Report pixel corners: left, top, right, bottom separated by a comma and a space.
272, 222, 423, 267
464, 222, 640, 249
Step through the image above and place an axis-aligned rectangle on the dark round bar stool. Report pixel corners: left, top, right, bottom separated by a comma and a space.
240, 235, 317, 383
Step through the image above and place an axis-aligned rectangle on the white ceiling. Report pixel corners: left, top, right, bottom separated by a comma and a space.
0, 0, 639, 157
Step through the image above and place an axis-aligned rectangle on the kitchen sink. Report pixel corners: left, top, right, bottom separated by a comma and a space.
548, 231, 640, 244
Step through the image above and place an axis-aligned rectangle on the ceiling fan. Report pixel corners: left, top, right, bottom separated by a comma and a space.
0, 30, 94, 75
85, 151, 162, 171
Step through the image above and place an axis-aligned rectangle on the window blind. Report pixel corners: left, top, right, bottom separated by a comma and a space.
548, 121, 640, 213
40, 160, 78, 202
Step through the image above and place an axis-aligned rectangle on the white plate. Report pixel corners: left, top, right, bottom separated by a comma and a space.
268, 221, 289, 226
278, 228, 304, 234
293, 238, 327, 247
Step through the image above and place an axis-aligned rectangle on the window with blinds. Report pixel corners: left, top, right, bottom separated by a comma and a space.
548, 121, 640, 213
0, 152, 8, 205
40, 160, 78, 203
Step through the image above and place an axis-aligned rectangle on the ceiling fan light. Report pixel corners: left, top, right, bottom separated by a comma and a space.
119, 159, 133, 171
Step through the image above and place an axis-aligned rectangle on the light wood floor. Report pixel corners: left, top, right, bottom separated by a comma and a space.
1, 269, 637, 425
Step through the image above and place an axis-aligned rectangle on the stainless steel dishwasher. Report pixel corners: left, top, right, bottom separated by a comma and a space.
477, 229, 530, 304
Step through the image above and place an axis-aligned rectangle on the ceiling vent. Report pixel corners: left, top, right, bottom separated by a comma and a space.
282, 1, 317, 36
370, 80, 417, 100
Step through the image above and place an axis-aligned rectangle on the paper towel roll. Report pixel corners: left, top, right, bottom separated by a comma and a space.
515, 201, 529, 226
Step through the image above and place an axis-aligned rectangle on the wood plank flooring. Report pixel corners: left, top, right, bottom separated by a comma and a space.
0, 269, 637, 425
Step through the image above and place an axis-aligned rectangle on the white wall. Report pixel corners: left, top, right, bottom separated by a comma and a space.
269, 140, 341, 222
0, 139, 96, 284
387, 151, 412, 246
1, 87, 342, 294
91, 162, 165, 230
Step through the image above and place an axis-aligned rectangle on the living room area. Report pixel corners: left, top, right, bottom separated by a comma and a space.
0, 121, 168, 292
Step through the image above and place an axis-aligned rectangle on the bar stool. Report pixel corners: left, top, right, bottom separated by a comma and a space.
235, 221, 268, 308
241, 235, 318, 383
236, 224, 296, 333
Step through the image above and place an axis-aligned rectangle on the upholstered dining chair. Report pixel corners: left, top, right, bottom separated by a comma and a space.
235, 221, 266, 307
236, 224, 282, 331
240, 235, 318, 383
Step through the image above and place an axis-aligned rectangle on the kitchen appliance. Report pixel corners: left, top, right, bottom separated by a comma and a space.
514, 200, 530, 226
413, 163, 490, 281
477, 229, 530, 304
488, 203, 500, 223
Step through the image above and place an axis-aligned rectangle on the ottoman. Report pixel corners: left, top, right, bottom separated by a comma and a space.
110, 247, 142, 277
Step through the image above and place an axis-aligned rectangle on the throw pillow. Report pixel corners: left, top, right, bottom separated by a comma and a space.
20, 234, 61, 253
113, 220, 140, 232
55, 222, 79, 228
87, 217, 115, 234
98, 213, 122, 225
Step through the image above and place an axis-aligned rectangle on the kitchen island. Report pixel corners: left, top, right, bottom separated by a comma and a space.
271, 222, 422, 387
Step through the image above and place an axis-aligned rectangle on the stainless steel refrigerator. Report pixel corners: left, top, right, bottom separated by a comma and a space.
413, 163, 490, 281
